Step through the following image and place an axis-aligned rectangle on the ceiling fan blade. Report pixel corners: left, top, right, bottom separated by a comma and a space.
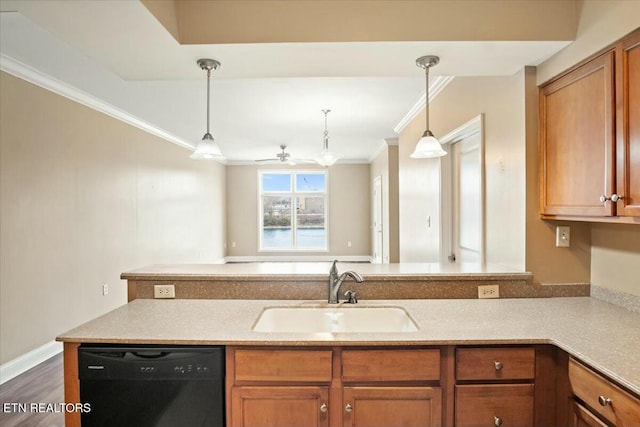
255, 158, 279, 163
291, 158, 318, 164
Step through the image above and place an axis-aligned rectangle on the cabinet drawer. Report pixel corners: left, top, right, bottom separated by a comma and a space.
234, 349, 332, 383
455, 384, 534, 427
456, 347, 535, 381
572, 400, 608, 427
569, 358, 640, 426
342, 349, 440, 382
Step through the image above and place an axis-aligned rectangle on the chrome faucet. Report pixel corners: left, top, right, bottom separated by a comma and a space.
328, 260, 364, 304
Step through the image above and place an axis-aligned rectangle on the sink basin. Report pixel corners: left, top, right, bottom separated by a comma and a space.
252, 306, 419, 333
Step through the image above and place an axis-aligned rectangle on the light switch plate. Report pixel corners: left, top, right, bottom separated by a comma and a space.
556, 226, 570, 247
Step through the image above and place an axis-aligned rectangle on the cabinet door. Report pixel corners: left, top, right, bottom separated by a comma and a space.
572, 401, 609, 427
230, 386, 329, 427
342, 387, 442, 427
540, 51, 616, 216
616, 29, 640, 217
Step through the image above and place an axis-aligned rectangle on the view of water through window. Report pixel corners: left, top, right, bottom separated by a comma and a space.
262, 228, 327, 249
261, 171, 327, 250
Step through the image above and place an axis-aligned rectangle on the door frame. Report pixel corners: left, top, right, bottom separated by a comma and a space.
372, 175, 384, 263
439, 114, 485, 264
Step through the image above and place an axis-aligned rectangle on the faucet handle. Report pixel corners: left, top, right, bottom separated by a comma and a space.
344, 290, 358, 304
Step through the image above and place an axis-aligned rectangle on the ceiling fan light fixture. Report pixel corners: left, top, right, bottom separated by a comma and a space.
191, 58, 225, 161
411, 55, 446, 159
313, 109, 342, 167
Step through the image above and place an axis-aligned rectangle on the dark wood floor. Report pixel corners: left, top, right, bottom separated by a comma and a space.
0, 353, 65, 427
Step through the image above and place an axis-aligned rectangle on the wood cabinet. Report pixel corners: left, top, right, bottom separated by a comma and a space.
456, 384, 534, 427
539, 27, 640, 222
341, 349, 442, 427
227, 347, 443, 427
455, 347, 536, 427
343, 387, 441, 427
231, 386, 329, 427
540, 50, 615, 218
571, 401, 609, 427
568, 358, 640, 427
615, 29, 640, 217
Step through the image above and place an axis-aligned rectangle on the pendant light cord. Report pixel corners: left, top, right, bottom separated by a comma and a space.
424, 65, 430, 131
322, 109, 331, 150
206, 68, 211, 135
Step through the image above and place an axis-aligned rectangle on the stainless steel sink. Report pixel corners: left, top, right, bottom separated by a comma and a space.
252, 306, 419, 333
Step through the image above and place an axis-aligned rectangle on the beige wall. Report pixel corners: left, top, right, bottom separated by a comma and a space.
0, 72, 226, 364
145, 0, 576, 44
370, 143, 399, 263
399, 72, 528, 268
537, 0, 640, 84
226, 164, 370, 258
398, 68, 595, 284
591, 224, 640, 296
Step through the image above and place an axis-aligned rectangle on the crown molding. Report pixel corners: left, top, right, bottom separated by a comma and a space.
0, 53, 195, 152
393, 75, 455, 134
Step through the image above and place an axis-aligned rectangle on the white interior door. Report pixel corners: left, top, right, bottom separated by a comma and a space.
373, 175, 383, 263
440, 114, 484, 264
452, 133, 482, 262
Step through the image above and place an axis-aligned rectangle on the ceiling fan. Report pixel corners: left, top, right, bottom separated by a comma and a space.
255, 145, 315, 165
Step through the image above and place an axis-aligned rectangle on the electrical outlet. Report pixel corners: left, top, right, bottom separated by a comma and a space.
154, 284, 175, 299
478, 285, 500, 299
347, 241, 352, 247
556, 226, 570, 247
102, 284, 108, 296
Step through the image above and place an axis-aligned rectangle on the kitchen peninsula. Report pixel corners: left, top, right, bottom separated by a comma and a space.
58, 264, 639, 427
121, 263, 589, 301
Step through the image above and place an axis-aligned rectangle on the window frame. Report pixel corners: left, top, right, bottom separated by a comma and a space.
258, 170, 329, 252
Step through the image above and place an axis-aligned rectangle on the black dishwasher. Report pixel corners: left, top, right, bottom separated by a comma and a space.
78, 345, 224, 427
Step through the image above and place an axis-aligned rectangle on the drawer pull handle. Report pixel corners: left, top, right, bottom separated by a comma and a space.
345, 403, 353, 413
494, 416, 503, 426
598, 396, 612, 406
494, 361, 503, 371
320, 403, 328, 413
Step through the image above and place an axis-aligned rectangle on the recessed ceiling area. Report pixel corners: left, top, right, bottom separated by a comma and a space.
0, 1, 574, 162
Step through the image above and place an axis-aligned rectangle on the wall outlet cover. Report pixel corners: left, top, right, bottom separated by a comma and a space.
154, 284, 176, 299
478, 285, 500, 299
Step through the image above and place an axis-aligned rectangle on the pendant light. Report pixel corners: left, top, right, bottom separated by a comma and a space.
313, 109, 342, 166
411, 55, 446, 159
191, 58, 225, 160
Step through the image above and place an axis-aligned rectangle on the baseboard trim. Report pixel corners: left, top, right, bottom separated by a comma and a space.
0, 341, 63, 385
224, 255, 373, 263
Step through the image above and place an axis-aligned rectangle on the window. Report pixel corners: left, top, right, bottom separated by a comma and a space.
259, 171, 327, 251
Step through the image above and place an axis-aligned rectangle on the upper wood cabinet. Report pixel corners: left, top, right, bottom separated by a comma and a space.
539, 27, 640, 222
616, 30, 640, 217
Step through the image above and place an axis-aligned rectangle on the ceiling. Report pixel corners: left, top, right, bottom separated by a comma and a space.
0, 1, 572, 163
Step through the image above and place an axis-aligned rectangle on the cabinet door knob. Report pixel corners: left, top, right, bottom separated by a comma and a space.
598, 396, 612, 406
600, 195, 611, 203
494, 416, 503, 426
345, 403, 353, 413
320, 403, 328, 413
611, 194, 624, 202
494, 361, 503, 371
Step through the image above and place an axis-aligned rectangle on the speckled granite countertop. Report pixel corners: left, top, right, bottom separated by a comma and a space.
121, 262, 531, 281
57, 297, 640, 395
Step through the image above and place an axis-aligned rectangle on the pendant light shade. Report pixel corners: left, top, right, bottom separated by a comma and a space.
191, 58, 225, 161
411, 55, 446, 159
313, 109, 342, 166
